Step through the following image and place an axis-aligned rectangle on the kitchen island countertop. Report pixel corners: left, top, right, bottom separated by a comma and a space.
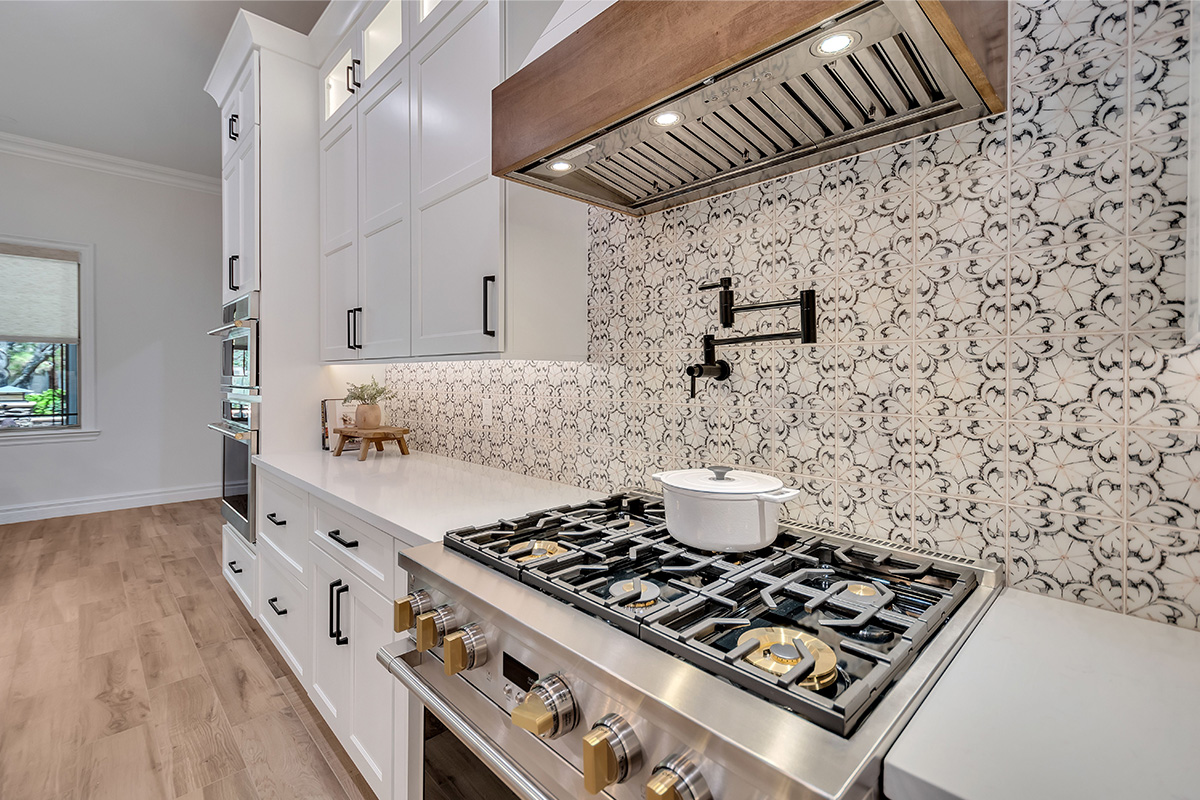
885, 588, 1200, 800
254, 449, 600, 547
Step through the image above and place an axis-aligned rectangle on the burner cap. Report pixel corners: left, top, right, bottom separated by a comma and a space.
508, 540, 566, 563
736, 627, 838, 690
844, 582, 878, 597
608, 580, 661, 607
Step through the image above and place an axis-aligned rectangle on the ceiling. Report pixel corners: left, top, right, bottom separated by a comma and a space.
0, 1, 330, 178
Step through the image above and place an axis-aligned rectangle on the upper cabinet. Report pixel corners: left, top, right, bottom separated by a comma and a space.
315, 0, 588, 364
218, 54, 260, 305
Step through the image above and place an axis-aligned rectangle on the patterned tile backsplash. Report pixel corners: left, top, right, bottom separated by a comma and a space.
384, 1, 1199, 630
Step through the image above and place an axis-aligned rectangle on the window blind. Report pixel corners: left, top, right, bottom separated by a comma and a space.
0, 251, 80, 344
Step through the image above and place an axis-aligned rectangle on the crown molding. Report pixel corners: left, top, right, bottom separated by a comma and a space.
0, 131, 220, 196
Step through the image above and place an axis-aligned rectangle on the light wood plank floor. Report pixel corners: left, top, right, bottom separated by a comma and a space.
0, 500, 376, 800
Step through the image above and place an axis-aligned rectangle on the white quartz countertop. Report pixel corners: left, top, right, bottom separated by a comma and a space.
253, 450, 600, 547
885, 588, 1200, 800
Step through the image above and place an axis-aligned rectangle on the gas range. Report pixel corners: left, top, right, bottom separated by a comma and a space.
380, 491, 1001, 800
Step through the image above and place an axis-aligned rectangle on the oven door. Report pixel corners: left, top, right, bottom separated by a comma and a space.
208, 421, 258, 545
209, 319, 258, 392
379, 639, 571, 800
221, 391, 260, 430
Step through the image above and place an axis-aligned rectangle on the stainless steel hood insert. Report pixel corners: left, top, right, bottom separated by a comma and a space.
500, 1, 1005, 216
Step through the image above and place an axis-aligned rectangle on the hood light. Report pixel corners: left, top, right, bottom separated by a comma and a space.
812, 31, 858, 57
649, 111, 682, 128
548, 160, 574, 172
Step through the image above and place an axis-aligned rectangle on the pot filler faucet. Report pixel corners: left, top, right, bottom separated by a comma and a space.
686, 277, 817, 399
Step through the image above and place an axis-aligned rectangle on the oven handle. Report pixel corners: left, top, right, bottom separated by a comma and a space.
377, 639, 559, 800
206, 319, 256, 337
207, 422, 252, 441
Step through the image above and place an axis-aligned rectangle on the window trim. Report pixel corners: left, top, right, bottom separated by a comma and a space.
0, 234, 96, 444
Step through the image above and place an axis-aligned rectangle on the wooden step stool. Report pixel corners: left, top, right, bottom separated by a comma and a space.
332, 426, 411, 461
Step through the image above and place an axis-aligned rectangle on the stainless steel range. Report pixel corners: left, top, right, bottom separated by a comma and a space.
379, 492, 1001, 800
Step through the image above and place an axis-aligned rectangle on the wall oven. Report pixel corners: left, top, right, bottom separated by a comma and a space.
208, 291, 259, 392
209, 391, 259, 545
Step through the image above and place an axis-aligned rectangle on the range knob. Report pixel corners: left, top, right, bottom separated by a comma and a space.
511, 674, 577, 739
414, 605, 457, 652
582, 713, 643, 794
394, 589, 433, 632
443, 623, 488, 676
646, 754, 711, 800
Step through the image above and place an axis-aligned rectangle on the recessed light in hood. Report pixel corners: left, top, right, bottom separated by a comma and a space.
548, 160, 574, 172
813, 31, 859, 56
493, 0, 1007, 217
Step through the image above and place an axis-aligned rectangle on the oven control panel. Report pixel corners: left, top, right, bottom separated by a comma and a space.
399, 578, 750, 800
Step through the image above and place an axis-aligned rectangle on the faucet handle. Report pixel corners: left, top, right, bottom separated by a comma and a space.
697, 277, 732, 292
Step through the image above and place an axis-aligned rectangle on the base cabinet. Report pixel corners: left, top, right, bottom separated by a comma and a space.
258, 540, 311, 682
310, 540, 394, 799
222, 524, 257, 615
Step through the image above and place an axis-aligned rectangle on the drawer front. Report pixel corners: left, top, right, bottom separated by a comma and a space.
311, 500, 394, 599
222, 524, 257, 616
257, 473, 310, 585
259, 540, 311, 682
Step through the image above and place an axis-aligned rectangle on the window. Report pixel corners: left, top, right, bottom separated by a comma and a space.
0, 237, 95, 441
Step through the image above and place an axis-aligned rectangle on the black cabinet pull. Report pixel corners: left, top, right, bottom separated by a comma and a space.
229, 255, 240, 292
334, 584, 349, 646
329, 579, 342, 639
346, 309, 354, 351
352, 307, 363, 350
266, 512, 285, 526
227, 561, 242, 574
346, 63, 357, 94
328, 529, 359, 549
483, 275, 496, 337
228, 114, 239, 141
268, 596, 287, 615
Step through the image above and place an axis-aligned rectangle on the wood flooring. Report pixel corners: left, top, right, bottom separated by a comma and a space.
0, 500, 376, 800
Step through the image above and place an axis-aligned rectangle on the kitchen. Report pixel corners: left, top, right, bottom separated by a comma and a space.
0, 0, 1197, 798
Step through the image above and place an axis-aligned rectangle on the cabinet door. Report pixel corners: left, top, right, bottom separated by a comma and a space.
320, 119, 360, 361
309, 543, 353, 733
410, 0, 502, 356
321, 32, 360, 138
221, 156, 240, 305
236, 130, 259, 296
358, 59, 412, 359
345, 572, 394, 798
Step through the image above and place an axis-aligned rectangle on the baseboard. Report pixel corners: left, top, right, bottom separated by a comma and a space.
0, 483, 222, 525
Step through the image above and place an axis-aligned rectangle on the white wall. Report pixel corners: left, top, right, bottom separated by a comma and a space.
0, 149, 222, 523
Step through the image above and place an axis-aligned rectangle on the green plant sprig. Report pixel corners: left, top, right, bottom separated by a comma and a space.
343, 377, 396, 405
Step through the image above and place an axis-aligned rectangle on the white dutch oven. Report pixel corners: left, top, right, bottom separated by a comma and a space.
652, 465, 801, 552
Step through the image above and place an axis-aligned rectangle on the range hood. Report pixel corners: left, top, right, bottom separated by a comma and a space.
492, 0, 1007, 216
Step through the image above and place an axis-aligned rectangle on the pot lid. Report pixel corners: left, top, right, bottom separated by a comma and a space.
656, 465, 783, 495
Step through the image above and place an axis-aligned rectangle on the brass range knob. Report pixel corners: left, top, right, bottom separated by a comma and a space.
443, 623, 488, 676
415, 605, 457, 652
582, 713, 642, 794
646, 754, 710, 800
394, 589, 433, 632
511, 673, 577, 740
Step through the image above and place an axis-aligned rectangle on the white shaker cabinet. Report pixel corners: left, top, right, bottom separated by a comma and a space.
320, 59, 414, 361
220, 85, 260, 306
320, 115, 361, 360
309, 539, 395, 800
410, 0, 502, 357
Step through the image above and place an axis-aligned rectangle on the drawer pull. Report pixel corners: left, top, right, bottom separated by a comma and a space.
328, 529, 359, 549
227, 561, 242, 574
266, 512, 286, 526
268, 596, 287, 615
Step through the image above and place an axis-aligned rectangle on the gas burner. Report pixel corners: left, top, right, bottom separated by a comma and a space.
508, 540, 566, 562
737, 627, 839, 690
608, 579, 662, 607
844, 583, 877, 597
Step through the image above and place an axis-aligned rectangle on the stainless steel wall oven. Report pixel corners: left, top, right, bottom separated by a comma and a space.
208, 292, 260, 545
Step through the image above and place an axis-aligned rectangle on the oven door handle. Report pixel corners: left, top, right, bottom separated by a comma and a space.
207, 422, 252, 441
377, 639, 559, 800
206, 319, 255, 337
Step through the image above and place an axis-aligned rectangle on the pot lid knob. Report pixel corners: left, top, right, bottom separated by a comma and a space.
707, 465, 733, 481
